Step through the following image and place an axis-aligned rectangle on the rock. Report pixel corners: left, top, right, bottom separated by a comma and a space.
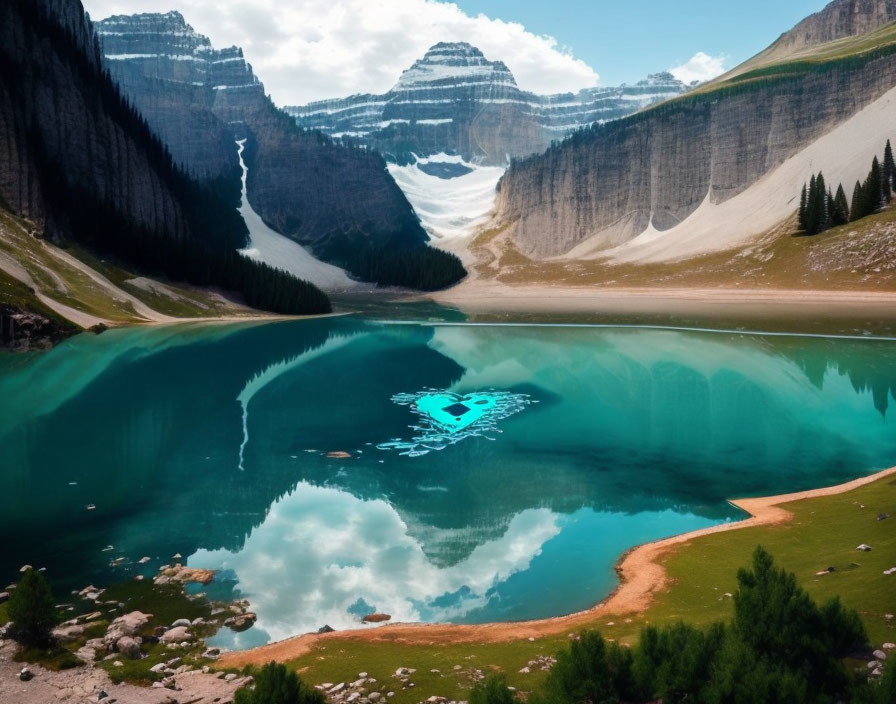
20, 564, 33, 572
358, 672, 368, 678
160, 626, 192, 643
518, 667, 530, 674
368, 693, 381, 701
883, 643, 895, 649
224, 673, 238, 682
112, 661, 123, 667
138, 556, 151, 564
873, 649, 887, 660
171, 619, 192, 628
878, 513, 891, 521
202, 648, 220, 658
191, 617, 204, 626
326, 451, 352, 459
329, 683, 346, 693
361, 613, 391, 623
150, 663, 167, 673
115, 636, 142, 658
154, 565, 215, 585
884, 567, 896, 575
856, 544, 873, 552
20, 666, 34, 681
318, 624, 335, 633
224, 612, 257, 632
104, 611, 153, 647
351, 678, 367, 688
347, 693, 361, 702
0, 592, 9, 603
53, 624, 85, 642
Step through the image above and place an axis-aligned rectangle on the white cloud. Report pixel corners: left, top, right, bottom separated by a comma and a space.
82, 0, 599, 105
669, 51, 728, 84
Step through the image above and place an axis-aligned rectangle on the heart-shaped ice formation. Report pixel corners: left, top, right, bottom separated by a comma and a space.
413, 392, 499, 433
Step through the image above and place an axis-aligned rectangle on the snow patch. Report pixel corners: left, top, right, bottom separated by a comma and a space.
388, 153, 504, 249
235, 141, 364, 292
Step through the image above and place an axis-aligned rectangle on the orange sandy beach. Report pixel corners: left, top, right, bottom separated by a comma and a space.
219, 465, 896, 668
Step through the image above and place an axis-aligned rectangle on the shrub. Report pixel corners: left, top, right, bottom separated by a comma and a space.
235, 662, 325, 704
7, 568, 56, 648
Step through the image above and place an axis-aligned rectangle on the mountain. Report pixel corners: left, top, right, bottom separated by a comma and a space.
0, 0, 329, 336
489, 0, 896, 265
94, 12, 465, 291
286, 42, 688, 166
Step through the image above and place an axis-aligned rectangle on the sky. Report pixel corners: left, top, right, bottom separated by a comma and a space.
82, 0, 827, 106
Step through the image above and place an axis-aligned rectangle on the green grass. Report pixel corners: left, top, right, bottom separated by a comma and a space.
0, 602, 8, 626
0, 209, 142, 323
66, 244, 246, 319
282, 475, 896, 704
102, 580, 212, 627
0, 268, 75, 330
14, 645, 83, 671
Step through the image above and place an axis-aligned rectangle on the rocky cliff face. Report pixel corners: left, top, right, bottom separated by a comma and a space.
287, 43, 687, 165
0, 0, 193, 245
767, 0, 896, 57
96, 12, 431, 257
494, 37, 896, 258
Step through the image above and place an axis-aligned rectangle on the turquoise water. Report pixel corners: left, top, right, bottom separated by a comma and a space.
1, 316, 895, 648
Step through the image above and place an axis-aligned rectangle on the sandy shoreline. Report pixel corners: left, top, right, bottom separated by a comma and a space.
219, 465, 896, 668
433, 281, 896, 320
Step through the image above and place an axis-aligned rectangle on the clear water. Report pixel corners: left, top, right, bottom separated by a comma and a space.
1, 316, 895, 649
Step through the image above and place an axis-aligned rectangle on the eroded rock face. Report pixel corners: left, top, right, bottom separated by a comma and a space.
494, 50, 896, 258
287, 42, 688, 165
0, 0, 194, 246
95, 11, 429, 256
766, 0, 896, 59
0, 304, 72, 351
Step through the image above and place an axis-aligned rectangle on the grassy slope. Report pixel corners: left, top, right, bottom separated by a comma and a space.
0, 208, 253, 325
282, 475, 896, 703
0, 267, 75, 331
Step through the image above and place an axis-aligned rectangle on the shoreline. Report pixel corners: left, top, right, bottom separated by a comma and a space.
219, 464, 896, 668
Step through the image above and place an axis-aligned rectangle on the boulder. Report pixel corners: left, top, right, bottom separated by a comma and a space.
318, 624, 335, 633
115, 636, 142, 658
224, 612, 257, 632
361, 613, 391, 623
160, 626, 192, 643
19, 666, 33, 681
873, 649, 887, 660
53, 624, 85, 642
104, 611, 153, 647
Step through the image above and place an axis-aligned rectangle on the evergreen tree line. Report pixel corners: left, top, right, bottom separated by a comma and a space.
471, 548, 893, 704
4, 0, 331, 315
798, 140, 896, 236
323, 231, 467, 291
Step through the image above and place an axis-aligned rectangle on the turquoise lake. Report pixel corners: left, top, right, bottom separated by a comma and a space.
1, 315, 895, 649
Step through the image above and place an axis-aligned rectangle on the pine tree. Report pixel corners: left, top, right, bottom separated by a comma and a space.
832, 184, 849, 226
867, 156, 884, 213
798, 183, 808, 231
884, 139, 895, 192
851, 181, 864, 222
7, 568, 57, 648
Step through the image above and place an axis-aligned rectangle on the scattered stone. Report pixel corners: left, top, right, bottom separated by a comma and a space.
202, 647, 221, 659
138, 556, 151, 564
115, 636, 142, 659
369, 692, 382, 701
518, 667, 530, 674
224, 612, 257, 631
856, 544, 873, 552
104, 611, 152, 648
873, 649, 887, 660
150, 663, 167, 673
112, 661, 123, 667
327, 451, 351, 459
20, 666, 34, 681
318, 624, 335, 633
0, 592, 9, 604
224, 673, 238, 682
160, 626, 192, 643
362, 613, 391, 623
171, 619, 192, 628
358, 672, 368, 678
884, 567, 896, 575
329, 683, 346, 693
53, 624, 85, 642
154, 565, 215, 586
20, 564, 33, 572
878, 513, 891, 521
867, 660, 881, 669
347, 693, 361, 702
883, 643, 896, 649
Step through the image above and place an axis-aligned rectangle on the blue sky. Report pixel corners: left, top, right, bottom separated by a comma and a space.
454, 0, 825, 84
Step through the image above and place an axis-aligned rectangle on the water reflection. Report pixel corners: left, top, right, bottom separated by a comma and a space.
0, 317, 894, 645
